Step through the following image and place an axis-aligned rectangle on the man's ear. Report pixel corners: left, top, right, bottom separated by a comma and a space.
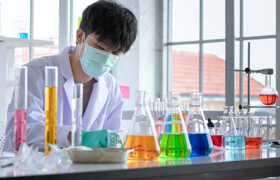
76, 28, 85, 44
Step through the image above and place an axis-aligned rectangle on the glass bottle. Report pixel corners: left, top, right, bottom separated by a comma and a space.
71, 83, 83, 147
45, 66, 58, 155
207, 118, 222, 148
159, 92, 192, 158
186, 93, 213, 156
259, 75, 278, 105
14, 66, 27, 155
124, 90, 161, 160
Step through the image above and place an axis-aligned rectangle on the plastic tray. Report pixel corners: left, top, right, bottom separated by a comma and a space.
67, 147, 133, 163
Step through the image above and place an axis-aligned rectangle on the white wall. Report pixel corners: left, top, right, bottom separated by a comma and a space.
113, 0, 161, 112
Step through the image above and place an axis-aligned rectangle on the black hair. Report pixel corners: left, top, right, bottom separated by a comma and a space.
79, 1, 138, 54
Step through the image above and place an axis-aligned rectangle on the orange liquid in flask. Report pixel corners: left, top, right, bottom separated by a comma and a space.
259, 94, 278, 105
124, 135, 161, 160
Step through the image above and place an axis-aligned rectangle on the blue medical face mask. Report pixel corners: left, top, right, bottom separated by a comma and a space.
79, 43, 120, 77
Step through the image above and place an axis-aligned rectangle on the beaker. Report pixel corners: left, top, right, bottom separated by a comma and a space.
245, 115, 262, 149
259, 75, 278, 105
71, 83, 83, 147
186, 93, 213, 156
261, 116, 272, 147
159, 92, 192, 158
14, 66, 28, 155
45, 66, 58, 155
221, 110, 246, 150
124, 90, 161, 160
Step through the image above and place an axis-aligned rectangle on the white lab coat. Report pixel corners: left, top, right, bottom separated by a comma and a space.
3, 46, 123, 152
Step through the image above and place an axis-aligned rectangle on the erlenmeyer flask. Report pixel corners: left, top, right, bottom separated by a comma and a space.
124, 90, 161, 160
186, 93, 213, 156
159, 92, 192, 158
259, 75, 278, 105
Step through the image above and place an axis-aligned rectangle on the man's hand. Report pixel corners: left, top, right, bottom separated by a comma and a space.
68, 131, 72, 143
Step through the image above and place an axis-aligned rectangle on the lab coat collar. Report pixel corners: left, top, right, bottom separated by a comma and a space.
58, 46, 75, 80
82, 75, 109, 130
58, 46, 75, 111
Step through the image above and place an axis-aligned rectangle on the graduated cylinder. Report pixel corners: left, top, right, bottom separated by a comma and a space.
72, 83, 83, 147
14, 66, 28, 155
45, 66, 58, 153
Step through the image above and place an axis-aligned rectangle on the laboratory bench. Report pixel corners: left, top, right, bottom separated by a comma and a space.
1, 148, 280, 180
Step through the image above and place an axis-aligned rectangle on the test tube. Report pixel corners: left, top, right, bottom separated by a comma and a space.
45, 66, 58, 155
72, 83, 83, 147
14, 66, 27, 155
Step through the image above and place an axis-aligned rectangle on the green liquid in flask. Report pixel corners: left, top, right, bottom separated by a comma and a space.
159, 133, 191, 158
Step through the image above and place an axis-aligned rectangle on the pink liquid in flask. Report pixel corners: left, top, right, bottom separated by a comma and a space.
14, 109, 26, 155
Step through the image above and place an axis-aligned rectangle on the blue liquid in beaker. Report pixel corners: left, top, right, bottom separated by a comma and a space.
223, 135, 246, 150
188, 133, 213, 156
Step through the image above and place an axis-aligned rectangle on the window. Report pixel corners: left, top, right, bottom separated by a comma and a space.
168, 0, 225, 111
166, 0, 278, 139
71, 0, 98, 45
235, 0, 277, 139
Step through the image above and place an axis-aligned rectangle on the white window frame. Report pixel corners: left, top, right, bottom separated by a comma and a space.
162, 0, 280, 128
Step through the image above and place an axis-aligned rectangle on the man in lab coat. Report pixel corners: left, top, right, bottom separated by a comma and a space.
3, 1, 137, 151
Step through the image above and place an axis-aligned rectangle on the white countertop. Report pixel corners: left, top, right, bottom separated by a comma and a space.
1, 147, 280, 179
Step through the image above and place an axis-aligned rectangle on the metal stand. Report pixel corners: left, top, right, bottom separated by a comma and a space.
234, 42, 279, 112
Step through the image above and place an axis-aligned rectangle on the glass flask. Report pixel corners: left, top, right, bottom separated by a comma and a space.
159, 92, 192, 158
221, 107, 246, 150
259, 75, 278, 105
124, 90, 161, 160
186, 93, 213, 156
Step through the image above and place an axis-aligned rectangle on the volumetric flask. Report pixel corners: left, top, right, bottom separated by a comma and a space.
124, 90, 161, 160
259, 75, 278, 105
72, 83, 83, 147
45, 66, 58, 155
186, 93, 213, 156
14, 66, 28, 155
245, 116, 262, 149
159, 92, 192, 158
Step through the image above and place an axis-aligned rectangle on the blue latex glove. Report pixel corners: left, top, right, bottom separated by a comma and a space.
82, 130, 108, 148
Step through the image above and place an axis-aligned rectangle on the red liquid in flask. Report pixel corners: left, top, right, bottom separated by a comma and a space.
259, 94, 278, 105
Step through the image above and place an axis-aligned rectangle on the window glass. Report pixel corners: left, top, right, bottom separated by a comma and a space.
33, 0, 59, 59
72, 0, 98, 45
171, 45, 199, 100
0, 0, 30, 37
203, 42, 225, 111
244, 0, 276, 36
203, 0, 225, 40
234, 0, 240, 38
171, 0, 199, 42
